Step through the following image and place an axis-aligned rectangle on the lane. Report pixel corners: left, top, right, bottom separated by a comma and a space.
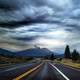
50, 63, 70, 80
0, 60, 41, 80
54, 63, 80, 80
13, 63, 43, 80
23, 62, 66, 80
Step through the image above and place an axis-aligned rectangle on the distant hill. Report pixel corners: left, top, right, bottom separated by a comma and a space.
16, 47, 53, 57
0, 48, 64, 58
55, 54, 64, 58
0, 48, 15, 57
0, 48, 33, 63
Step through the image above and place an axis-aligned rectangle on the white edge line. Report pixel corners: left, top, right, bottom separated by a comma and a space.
50, 63, 70, 80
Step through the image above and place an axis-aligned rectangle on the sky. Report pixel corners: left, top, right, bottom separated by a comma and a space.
0, 0, 80, 53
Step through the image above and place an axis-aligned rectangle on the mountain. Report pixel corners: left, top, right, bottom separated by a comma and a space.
0, 48, 15, 57
54, 54, 64, 58
0, 48, 63, 58
16, 47, 53, 57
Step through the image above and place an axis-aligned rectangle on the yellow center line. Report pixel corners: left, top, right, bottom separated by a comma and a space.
13, 63, 43, 80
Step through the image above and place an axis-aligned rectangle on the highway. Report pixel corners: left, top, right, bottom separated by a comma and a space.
0, 60, 80, 80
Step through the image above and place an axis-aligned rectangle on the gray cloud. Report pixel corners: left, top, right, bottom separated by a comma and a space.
0, 0, 73, 23
0, 0, 80, 53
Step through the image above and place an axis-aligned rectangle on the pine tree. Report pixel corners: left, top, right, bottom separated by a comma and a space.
50, 54, 54, 60
64, 45, 71, 59
72, 49, 79, 61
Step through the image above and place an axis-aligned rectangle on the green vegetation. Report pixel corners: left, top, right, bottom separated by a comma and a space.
60, 59, 80, 69
72, 49, 80, 61
44, 54, 55, 60
64, 45, 80, 62
64, 45, 71, 59
50, 54, 55, 60
55, 45, 80, 69
0, 55, 33, 64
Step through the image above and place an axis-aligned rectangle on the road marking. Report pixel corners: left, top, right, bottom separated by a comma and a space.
50, 63, 70, 80
13, 63, 42, 80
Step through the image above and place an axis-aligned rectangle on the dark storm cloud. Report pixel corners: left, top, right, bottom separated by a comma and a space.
0, 0, 76, 29
0, 0, 30, 10
12, 36, 39, 41
0, 18, 62, 28
0, 0, 72, 25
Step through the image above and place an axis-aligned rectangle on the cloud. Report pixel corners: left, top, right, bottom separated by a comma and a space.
0, 22, 80, 53
0, 0, 73, 23
35, 37, 66, 48
0, 0, 80, 53
70, 9, 80, 20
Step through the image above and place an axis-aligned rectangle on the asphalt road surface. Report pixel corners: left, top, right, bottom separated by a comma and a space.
0, 60, 80, 80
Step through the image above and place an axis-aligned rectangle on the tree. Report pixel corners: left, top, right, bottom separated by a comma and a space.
72, 49, 79, 61
64, 45, 71, 59
50, 54, 54, 60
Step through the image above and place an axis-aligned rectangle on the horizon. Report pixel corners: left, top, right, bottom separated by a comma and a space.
0, 46, 76, 55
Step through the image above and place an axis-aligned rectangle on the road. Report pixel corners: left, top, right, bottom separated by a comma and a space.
0, 60, 80, 80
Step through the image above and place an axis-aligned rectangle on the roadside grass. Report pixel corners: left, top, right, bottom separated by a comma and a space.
0, 56, 33, 68
0, 63, 16, 69
55, 59, 80, 69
